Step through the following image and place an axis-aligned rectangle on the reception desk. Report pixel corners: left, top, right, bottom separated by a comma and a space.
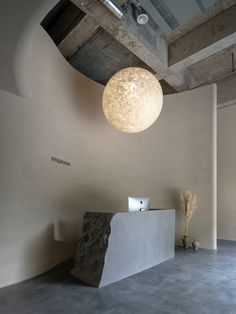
71, 209, 175, 287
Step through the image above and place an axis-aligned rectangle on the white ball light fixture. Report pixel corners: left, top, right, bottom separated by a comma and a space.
102, 67, 163, 133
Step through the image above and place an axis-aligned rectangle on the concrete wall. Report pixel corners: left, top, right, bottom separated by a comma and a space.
218, 103, 236, 240
0, 1, 217, 288
216, 71, 236, 240
217, 72, 236, 108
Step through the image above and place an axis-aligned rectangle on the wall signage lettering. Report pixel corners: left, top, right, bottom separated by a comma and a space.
51, 156, 71, 166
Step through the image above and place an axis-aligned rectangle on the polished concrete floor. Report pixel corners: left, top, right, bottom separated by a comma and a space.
0, 240, 236, 314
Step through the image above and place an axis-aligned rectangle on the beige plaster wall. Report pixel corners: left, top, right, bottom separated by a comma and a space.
0, 0, 58, 96
0, 24, 217, 287
218, 103, 236, 240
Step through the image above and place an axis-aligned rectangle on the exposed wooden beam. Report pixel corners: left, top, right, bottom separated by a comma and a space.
58, 15, 99, 59
169, 4, 236, 72
71, 0, 189, 91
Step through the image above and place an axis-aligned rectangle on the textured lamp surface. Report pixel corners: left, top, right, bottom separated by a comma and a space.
102, 67, 163, 133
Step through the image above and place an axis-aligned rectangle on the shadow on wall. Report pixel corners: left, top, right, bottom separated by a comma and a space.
70, 72, 104, 122
6, 183, 120, 285
53, 183, 124, 239
29, 27, 105, 123
164, 188, 184, 246
20, 224, 75, 279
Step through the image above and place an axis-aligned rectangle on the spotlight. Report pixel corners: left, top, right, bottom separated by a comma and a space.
136, 8, 148, 25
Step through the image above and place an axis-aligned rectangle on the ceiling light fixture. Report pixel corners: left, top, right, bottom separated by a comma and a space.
132, 0, 149, 25
102, 67, 163, 133
136, 12, 148, 25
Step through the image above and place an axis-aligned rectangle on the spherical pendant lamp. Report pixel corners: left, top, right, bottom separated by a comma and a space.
102, 67, 163, 133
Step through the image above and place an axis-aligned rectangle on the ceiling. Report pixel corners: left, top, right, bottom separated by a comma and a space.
41, 0, 236, 94
117, 0, 219, 34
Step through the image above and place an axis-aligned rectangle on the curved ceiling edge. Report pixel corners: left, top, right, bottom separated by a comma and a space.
0, 0, 59, 97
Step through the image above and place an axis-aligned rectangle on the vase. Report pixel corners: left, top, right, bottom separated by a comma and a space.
182, 236, 189, 249
192, 239, 200, 251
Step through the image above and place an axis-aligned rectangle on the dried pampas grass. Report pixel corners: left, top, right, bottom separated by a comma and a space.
180, 190, 198, 237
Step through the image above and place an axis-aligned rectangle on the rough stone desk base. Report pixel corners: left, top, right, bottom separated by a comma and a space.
71, 210, 175, 287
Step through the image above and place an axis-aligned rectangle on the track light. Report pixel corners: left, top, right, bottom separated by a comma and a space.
131, 0, 148, 25
136, 10, 148, 25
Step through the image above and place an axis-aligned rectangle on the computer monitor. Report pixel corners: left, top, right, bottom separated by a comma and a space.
128, 197, 150, 212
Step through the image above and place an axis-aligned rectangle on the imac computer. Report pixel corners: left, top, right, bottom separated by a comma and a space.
128, 197, 150, 212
